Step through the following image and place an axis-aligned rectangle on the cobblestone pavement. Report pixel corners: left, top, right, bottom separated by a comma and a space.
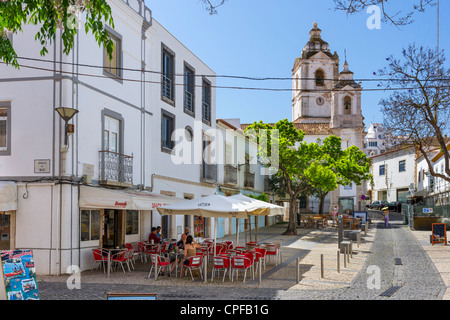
36, 210, 447, 300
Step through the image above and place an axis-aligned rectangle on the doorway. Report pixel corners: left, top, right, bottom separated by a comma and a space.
102, 210, 124, 248
0, 211, 11, 250
339, 197, 355, 215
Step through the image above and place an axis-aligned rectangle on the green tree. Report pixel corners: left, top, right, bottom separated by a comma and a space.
245, 120, 371, 235
0, 0, 115, 68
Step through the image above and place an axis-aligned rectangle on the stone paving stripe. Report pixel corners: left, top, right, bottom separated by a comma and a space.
379, 286, 402, 297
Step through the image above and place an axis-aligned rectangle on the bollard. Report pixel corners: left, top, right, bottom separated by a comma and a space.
337, 250, 340, 273
344, 248, 347, 268
320, 254, 324, 278
296, 257, 300, 284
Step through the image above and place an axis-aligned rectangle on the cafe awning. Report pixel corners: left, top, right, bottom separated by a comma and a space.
79, 185, 180, 210
0, 182, 17, 211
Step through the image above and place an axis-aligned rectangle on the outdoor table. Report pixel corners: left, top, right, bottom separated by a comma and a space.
103, 248, 127, 278
343, 218, 355, 229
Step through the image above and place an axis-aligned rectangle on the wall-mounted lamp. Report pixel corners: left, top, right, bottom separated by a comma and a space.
55, 107, 78, 146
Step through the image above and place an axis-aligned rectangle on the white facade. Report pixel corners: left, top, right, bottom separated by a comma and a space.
369, 147, 416, 203
0, 0, 225, 275
364, 123, 403, 157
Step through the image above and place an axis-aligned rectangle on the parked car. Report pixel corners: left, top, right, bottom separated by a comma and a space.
388, 201, 402, 213
367, 200, 389, 210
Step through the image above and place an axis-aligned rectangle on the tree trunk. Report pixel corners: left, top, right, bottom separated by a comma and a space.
283, 197, 298, 235
319, 193, 328, 215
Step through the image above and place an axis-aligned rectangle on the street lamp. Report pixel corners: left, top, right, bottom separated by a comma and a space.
55, 107, 78, 146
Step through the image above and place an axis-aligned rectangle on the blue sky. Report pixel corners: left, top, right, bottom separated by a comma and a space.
145, 0, 449, 127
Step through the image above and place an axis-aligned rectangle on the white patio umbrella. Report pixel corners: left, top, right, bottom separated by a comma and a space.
156, 194, 269, 257
230, 194, 285, 243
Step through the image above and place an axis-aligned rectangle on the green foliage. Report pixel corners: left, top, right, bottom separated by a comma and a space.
244, 119, 372, 233
248, 193, 269, 202
0, 0, 114, 68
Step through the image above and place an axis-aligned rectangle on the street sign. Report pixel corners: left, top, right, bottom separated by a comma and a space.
361, 195, 366, 200
423, 208, 434, 214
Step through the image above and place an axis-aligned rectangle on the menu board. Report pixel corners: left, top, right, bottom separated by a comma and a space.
432, 223, 447, 246
1, 250, 39, 300
194, 216, 205, 238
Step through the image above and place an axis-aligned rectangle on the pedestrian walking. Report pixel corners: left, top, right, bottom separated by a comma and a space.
382, 207, 389, 228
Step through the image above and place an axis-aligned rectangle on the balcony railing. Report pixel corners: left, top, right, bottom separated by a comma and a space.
244, 171, 255, 189
224, 165, 238, 185
162, 75, 173, 101
184, 90, 194, 113
99, 150, 133, 187
201, 163, 217, 182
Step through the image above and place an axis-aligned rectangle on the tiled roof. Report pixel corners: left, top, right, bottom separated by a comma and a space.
240, 122, 332, 135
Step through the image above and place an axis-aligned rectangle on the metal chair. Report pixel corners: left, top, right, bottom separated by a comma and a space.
211, 256, 230, 282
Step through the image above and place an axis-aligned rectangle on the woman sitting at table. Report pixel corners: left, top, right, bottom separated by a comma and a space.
168, 234, 187, 275
180, 235, 200, 277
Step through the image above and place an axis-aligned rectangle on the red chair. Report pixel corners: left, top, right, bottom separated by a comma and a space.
183, 255, 203, 281
224, 241, 233, 250
147, 254, 170, 280
255, 247, 267, 269
243, 252, 255, 280
211, 256, 230, 282
231, 256, 252, 282
264, 244, 279, 266
91, 249, 108, 273
111, 251, 131, 273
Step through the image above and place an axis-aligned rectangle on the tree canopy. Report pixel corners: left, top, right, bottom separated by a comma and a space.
245, 119, 371, 235
0, 0, 115, 68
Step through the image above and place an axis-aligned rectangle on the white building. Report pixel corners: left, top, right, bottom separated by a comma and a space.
0, 0, 223, 275
364, 123, 404, 157
369, 146, 416, 203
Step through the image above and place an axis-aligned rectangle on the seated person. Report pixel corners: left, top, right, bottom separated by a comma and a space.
180, 235, 201, 277
148, 227, 161, 244
169, 234, 187, 274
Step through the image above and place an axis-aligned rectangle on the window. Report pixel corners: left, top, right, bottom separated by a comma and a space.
343, 96, 352, 115
369, 141, 378, 147
162, 45, 175, 103
80, 210, 100, 241
125, 210, 139, 235
104, 32, 122, 78
315, 69, 325, 86
161, 110, 175, 151
184, 64, 195, 116
379, 164, 385, 176
202, 78, 211, 124
104, 115, 120, 153
399, 160, 406, 172
0, 104, 11, 155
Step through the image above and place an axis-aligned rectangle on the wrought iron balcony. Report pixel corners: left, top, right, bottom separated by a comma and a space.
162, 75, 173, 101
224, 165, 238, 185
99, 150, 133, 187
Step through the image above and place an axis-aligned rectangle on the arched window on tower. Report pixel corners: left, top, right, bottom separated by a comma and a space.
343, 96, 352, 114
315, 70, 324, 87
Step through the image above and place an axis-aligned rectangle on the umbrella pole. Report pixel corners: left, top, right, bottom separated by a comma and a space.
236, 218, 239, 247
256, 216, 258, 242
214, 217, 217, 260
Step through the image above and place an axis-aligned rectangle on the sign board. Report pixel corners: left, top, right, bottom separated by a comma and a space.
432, 223, 447, 246
423, 208, 434, 214
106, 293, 157, 300
1, 250, 39, 300
34, 159, 50, 174
353, 211, 368, 223
361, 195, 366, 200
194, 216, 205, 238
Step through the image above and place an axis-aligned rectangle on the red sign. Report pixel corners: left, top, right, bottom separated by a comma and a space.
115, 201, 127, 207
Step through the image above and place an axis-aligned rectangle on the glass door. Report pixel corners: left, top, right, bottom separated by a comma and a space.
102, 210, 124, 248
339, 198, 355, 215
